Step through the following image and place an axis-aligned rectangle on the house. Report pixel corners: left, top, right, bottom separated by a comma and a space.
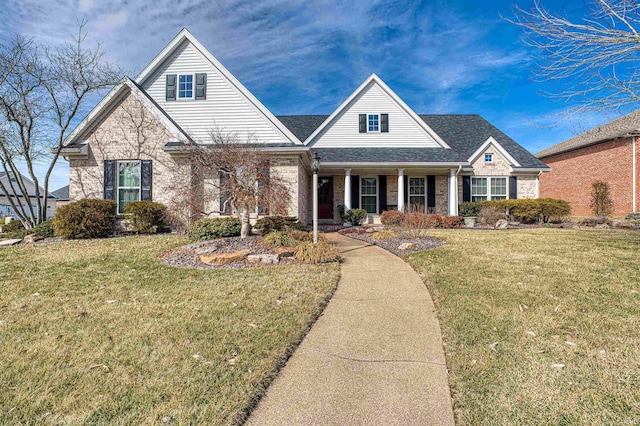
0, 171, 57, 219
61, 29, 549, 225
51, 185, 70, 208
536, 111, 640, 217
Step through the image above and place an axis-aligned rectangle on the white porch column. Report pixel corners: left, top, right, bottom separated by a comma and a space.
397, 169, 405, 212
448, 168, 458, 216
344, 169, 352, 211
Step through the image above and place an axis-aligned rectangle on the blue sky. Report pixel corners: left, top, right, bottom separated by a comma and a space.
2, 0, 631, 191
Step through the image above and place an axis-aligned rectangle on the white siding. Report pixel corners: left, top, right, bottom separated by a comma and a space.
311, 81, 442, 148
141, 40, 289, 144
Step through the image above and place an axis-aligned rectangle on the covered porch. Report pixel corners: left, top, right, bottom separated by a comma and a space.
313, 166, 462, 224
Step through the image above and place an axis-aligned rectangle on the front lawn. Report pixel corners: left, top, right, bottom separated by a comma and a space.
408, 229, 640, 425
0, 235, 340, 424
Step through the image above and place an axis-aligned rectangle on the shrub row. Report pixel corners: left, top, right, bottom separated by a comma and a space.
186, 217, 242, 242
458, 198, 571, 224
380, 210, 464, 229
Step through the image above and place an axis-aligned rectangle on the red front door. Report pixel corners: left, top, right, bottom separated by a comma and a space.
318, 177, 334, 219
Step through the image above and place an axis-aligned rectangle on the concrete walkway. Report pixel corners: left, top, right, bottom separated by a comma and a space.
247, 234, 455, 425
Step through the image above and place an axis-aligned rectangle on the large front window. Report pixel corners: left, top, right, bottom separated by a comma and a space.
471, 176, 508, 202
361, 177, 377, 213
409, 177, 426, 212
178, 74, 193, 99
118, 161, 141, 214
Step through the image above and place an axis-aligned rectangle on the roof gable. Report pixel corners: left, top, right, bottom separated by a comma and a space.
135, 29, 301, 145
306, 74, 450, 148
467, 137, 520, 167
64, 77, 189, 148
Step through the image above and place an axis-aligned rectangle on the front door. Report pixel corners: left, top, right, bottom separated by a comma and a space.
318, 177, 334, 219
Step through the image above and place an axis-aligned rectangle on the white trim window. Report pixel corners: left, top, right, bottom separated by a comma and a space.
471, 176, 508, 202
368, 114, 380, 132
178, 74, 194, 99
484, 153, 494, 163
360, 177, 378, 214
117, 161, 141, 214
408, 177, 426, 212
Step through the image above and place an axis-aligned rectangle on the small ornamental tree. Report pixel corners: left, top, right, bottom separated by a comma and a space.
590, 180, 614, 217
181, 130, 292, 238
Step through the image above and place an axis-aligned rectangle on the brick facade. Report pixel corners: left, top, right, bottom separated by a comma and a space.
539, 138, 638, 217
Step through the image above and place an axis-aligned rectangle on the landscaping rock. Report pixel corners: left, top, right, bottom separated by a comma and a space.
275, 247, 295, 258
200, 249, 251, 266
365, 227, 376, 233
0, 238, 22, 247
247, 254, 279, 265
23, 234, 44, 244
496, 219, 508, 229
398, 242, 418, 250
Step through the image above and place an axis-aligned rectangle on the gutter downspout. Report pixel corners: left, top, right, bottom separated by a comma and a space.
536, 171, 543, 199
633, 136, 637, 213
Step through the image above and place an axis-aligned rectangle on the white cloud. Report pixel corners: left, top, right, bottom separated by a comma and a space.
79, 0, 94, 12
94, 10, 128, 34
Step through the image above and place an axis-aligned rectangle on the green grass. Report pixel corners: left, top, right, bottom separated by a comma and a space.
407, 228, 640, 425
0, 235, 340, 425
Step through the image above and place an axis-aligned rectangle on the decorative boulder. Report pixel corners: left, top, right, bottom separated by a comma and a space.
398, 242, 417, 250
23, 234, 44, 244
0, 238, 22, 247
200, 249, 250, 266
496, 219, 508, 229
247, 254, 279, 265
275, 247, 295, 258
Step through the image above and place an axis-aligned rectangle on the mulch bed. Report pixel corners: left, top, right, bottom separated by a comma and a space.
339, 227, 445, 257
162, 236, 298, 269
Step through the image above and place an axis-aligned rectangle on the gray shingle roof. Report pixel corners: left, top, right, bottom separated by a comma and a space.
312, 147, 465, 163
51, 185, 69, 200
536, 110, 640, 158
275, 114, 547, 168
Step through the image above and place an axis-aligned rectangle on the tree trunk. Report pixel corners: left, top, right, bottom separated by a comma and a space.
240, 211, 251, 238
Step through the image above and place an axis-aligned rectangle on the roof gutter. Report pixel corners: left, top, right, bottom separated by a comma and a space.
320, 161, 469, 168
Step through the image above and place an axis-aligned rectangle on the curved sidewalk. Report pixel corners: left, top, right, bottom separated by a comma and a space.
246, 233, 455, 425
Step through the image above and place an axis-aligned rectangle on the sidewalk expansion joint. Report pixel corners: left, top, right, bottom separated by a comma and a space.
302, 347, 446, 367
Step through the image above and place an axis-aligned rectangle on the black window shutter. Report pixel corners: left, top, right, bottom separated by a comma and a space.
141, 160, 152, 201
219, 172, 229, 214
379, 175, 387, 211
351, 175, 360, 208
403, 175, 408, 209
359, 114, 367, 133
427, 175, 436, 209
509, 176, 518, 199
381, 114, 389, 133
195, 73, 207, 100
103, 160, 116, 200
462, 176, 471, 203
166, 74, 177, 101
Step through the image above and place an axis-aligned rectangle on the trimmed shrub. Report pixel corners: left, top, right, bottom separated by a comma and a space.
626, 212, 640, 221
186, 217, 242, 242
2, 219, 25, 233
504, 199, 540, 224
124, 201, 167, 234
34, 219, 54, 237
338, 226, 367, 235
53, 199, 117, 239
538, 198, 571, 223
478, 205, 505, 228
459, 202, 481, 217
262, 231, 292, 247
403, 212, 442, 229
371, 229, 398, 240
294, 241, 340, 264
441, 216, 464, 229
578, 217, 611, 227
345, 208, 368, 226
380, 210, 404, 226
288, 229, 314, 243
254, 216, 306, 234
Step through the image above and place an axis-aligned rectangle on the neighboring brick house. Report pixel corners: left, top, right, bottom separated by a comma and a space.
536, 111, 640, 217
61, 29, 548, 225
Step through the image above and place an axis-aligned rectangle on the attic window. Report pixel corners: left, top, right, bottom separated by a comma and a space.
368, 114, 379, 132
178, 74, 193, 99
484, 153, 494, 163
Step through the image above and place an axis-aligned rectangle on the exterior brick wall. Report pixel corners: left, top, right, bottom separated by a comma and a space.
539, 138, 637, 217
270, 156, 301, 221
69, 93, 191, 211
435, 175, 449, 215
517, 175, 538, 199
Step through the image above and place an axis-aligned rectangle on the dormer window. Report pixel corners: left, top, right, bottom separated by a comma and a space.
178, 74, 194, 99
484, 153, 494, 163
368, 114, 379, 132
